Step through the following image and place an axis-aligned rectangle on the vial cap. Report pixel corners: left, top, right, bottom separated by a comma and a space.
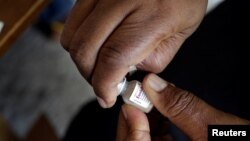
117, 78, 127, 95
0, 21, 4, 34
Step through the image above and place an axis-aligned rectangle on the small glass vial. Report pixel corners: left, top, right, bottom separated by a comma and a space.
0, 21, 4, 33
117, 78, 153, 113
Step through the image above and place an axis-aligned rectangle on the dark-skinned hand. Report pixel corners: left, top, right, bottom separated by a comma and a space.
61, 0, 208, 108
116, 74, 250, 141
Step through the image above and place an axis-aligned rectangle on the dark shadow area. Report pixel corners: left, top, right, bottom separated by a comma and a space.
161, 0, 249, 119
63, 97, 123, 141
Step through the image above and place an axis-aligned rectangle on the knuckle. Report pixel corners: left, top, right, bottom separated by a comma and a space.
68, 40, 88, 63
150, 56, 166, 73
68, 47, 90, 71
68, 47, 91, 79
60, 34, 70, 50
68, 47, 82, 63
139, 54, 166, 73
162, 88, 199, 119
99, 44, 128, 66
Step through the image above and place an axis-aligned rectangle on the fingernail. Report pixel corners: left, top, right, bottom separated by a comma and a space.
97, 97, 108, 108
129, 65, 137, 76
129, 65, 137, 72
147, 74, 168, 92
122, 106, 127, 120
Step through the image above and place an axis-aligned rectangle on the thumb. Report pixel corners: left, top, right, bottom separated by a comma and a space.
116, 104, 150, 141
143, 73, 250, 141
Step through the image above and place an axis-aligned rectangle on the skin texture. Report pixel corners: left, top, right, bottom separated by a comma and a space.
60, 0, 208, 108
116, 74, 250, 141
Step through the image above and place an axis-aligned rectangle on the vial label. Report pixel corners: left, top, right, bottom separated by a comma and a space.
129, 82, 151, 109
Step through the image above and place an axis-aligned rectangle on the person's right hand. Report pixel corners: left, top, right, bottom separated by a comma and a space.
116, 74, 250, 141
60, 0, 208, 108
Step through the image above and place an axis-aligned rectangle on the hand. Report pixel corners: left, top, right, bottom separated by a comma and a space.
61, 0, 208, 108
116, 74, 250, 141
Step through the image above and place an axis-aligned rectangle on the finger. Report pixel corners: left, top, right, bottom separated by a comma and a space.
147, 109, 173, 141
116, 106, 128, 141
116, 104, 150, 141
136, 33, 186, 73
143, 74, 250, 141
92, 11, 174, 108
61, 0, 98, 49
68, 1, 139, 81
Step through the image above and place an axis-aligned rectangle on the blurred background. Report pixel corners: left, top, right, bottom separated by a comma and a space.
0, 0, 96, 140
0, 0, 224, 140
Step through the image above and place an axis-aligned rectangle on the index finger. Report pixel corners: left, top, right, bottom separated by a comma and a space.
60, 0, 98, 50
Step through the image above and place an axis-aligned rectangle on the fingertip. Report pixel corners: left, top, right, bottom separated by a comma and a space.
142, 74, 167, 104
91, 63, 128, 108
144, 73, 168, 92
122, 104, 150, 132
96, 96, 117, 108
92, 75, 120, 108
105, 98, 117, 108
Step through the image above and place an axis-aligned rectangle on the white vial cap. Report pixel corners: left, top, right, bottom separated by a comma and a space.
117, 78, 127, 95
0, 21, 4, 34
